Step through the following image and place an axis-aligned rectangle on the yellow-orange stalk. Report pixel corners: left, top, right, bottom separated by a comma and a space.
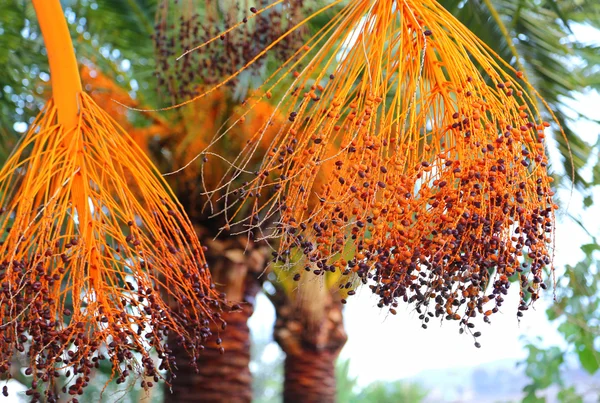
184, 0, 560, 339
0, 1, 223, 399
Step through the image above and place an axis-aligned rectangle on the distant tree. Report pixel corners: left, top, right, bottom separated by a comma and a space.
350, 381, 429, 403
336, 359, 429, 403
521, 243, 600, 402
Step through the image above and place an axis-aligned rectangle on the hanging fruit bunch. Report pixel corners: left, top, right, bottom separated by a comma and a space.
0, 1, 225, 400
176, 0, 562, 342
153, 0, 308, 103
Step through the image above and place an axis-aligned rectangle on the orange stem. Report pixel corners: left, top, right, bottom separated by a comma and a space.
32, 0, 82, 127
32, 0, 98, 284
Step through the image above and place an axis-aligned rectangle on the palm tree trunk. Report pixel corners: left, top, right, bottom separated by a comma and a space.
283, 349, 338, 403
168, 305, 253, 402
166, 236, 267, 403
272, 282, 347, 403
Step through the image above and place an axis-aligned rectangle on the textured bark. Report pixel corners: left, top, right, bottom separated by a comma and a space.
272, 284, 347, 403
168, 305, 253, 403
166, 236, 268, 403
283, 349, 338, 403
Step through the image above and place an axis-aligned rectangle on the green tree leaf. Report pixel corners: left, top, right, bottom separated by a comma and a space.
577, 346, 600, 374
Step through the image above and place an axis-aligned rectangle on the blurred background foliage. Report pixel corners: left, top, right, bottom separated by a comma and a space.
1, 0, 599, 401
519, 241, 600, 403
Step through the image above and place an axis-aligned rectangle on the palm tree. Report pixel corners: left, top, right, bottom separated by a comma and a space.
1, 1, 598, 402
148, 2, 312, 400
